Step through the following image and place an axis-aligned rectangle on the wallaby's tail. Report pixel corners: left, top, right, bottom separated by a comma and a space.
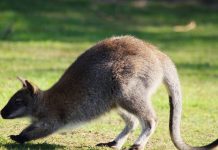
163, 57, 218, 150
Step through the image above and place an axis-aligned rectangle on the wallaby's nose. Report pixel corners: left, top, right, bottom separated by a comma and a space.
1, 109, 7, 119
0, 111, 3, 118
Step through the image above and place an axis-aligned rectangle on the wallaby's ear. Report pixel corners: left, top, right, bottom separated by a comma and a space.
17, 77, 38, 94
17, 76, 27, 87
25, 80, 39, 95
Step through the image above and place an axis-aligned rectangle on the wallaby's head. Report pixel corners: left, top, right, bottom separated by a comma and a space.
1, 77, 40, 119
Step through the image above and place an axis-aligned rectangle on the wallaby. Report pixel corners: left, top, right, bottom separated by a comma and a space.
1, 36, 217, 150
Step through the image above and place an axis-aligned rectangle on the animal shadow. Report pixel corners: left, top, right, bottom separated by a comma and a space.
2, 142, 65, 150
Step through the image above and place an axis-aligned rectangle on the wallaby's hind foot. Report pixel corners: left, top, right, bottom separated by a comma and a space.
96, 141, 117, 148
128, 144, 141, 150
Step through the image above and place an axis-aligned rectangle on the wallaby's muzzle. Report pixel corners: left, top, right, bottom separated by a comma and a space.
1, 100, 27, 119
1, 106, 26, 119
1, 107, 11, 119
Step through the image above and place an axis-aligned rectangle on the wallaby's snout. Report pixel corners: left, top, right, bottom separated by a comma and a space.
1, 105, 14, 119
1, 109, 8, 119
1, 98, 14, 119
1, 93, 28, 119
1, 107, 7, 119
0, 110, 4, 119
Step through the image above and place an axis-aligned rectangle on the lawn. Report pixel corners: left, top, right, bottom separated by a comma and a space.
0, 0, 217, 150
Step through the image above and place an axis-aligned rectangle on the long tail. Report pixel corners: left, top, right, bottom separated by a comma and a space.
163, 57, 218, 150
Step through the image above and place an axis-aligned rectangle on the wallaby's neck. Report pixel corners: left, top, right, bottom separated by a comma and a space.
31, 90, 46, 118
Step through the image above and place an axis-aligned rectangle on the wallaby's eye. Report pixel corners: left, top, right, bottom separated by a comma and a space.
15, 98, 23, 105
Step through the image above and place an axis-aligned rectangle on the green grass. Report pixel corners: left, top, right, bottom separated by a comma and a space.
0, 0, 218, 149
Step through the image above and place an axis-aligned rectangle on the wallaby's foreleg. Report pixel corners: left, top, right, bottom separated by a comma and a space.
10, 121, 59, 144
96, 108, 138, 149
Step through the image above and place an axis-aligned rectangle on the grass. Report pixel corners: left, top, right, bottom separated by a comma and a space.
0, 0, 218, 149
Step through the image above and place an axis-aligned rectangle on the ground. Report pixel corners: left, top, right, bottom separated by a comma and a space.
0, 0, 217, 150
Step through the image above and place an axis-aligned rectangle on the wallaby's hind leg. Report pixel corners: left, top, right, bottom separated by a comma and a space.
119, 94, 157, 150
96, 108, 138, 149
130, 111, 157, 150
114, 108, 139, 149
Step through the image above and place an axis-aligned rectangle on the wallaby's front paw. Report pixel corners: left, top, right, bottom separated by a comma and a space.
10, 135, 28, 144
